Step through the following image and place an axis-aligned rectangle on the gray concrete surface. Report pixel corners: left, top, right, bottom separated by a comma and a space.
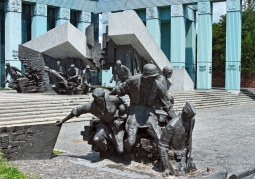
10, 103, 255, 179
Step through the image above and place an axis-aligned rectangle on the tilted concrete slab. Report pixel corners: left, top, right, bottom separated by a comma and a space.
23, 22, 95, 68
108, 11, 194, 91
108, 10, 173, 70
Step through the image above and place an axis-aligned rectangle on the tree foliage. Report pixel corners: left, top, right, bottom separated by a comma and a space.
212, 7, 255, 74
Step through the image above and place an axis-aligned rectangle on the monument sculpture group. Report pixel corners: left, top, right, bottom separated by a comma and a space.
57, 63, 197, 177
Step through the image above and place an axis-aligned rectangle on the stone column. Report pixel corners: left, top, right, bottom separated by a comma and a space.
146, 7, 161, 47
102, 12, 110, 33
185, 7, 196, 83
77, 11, 91, 34
197, 2, 212, 90
225, 0, 242, 91
101, 12, 114, 87
55, 7, 70, 27
5, 0, 22, 70
31, 3, 47, 39
170, 5, 185, 69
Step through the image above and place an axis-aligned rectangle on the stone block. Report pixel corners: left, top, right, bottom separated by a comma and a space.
0, 142, 9, 149
171, 68, 194, 91
1, 135, 9, 143
108, 11, 194, 91
22, 22, 96, 69
0, 127, 7, 133
229, 167, 255, 179
16, 135, 27, 141
9, 141, 20, 148
108, 11, 172, 71
2, 123, 61, 160
203, 170, 228, 179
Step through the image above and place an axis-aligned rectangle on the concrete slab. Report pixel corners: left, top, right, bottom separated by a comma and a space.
108, 11, 194, 91
23, 22, 95, 68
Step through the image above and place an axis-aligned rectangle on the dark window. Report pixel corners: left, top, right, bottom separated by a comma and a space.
47, 7, 56, 31
91, 13, 99, 42
70, 10, 77, 27
21, 4, 31, 44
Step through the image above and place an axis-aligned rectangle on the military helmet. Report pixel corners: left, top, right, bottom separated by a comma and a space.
183, 102, 196, 118
142, 64, 159, 78
86, 65, 90, 69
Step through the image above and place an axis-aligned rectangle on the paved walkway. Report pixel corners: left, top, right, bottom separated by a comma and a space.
9, 103, 255, 179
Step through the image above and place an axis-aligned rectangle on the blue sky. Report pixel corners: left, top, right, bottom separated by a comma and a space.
98, 2, 227, 43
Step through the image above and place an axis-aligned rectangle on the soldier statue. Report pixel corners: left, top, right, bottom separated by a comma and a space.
56, 61, 66, 78
158, 102, 197, 177
157, 66, 173, 90
110, 60, 131, 85
109, 64, 176, 153
56, 88, 127, 154
80, 65, 92, 94
3, 63, 23, 89
67, 64, 80, 85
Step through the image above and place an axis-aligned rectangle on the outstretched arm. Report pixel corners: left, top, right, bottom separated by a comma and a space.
56, 102, 92, 125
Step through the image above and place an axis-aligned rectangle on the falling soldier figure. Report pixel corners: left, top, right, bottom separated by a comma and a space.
3, 63, 24, 89
56, 88, 127, 154
158, 102, 197, 177
110, 60, 131, 85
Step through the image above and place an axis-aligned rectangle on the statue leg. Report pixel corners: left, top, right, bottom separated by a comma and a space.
124, 119, 138, 153
146, 117, 162, 152
112, 126, 125, 154
93, 124, 114, 153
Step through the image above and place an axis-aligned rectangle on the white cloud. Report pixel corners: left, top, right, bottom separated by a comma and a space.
213, 2, 226, 23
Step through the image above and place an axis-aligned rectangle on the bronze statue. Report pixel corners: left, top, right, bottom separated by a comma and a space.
156, 66, 173, 90
67, 64, 80, 85
56, 61, 66, 78
109, 64, 176, 153
158, 102, 197, 177
79, 65, 92, 94
110, 60, 131, 84
44, 66, 68, 93
3, 63, 24, 89
56, 88, 127, 154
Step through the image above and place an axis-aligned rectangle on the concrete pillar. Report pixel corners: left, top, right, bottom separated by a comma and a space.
146, 7, 161, 47
55, 8, 70, 26
101, 12, 115, 86
185, 8, 196, 83
77, 11, 91, 34
31, 4, 47, 39
5, 0, 22, 70
225, 0, 242, 91
170, 5, 185, 68
197, 2, 212, 90
102, 12, 110, 33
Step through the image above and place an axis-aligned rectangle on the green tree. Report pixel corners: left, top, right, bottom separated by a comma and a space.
212, 15, 226, 73
212, 8, 255, 74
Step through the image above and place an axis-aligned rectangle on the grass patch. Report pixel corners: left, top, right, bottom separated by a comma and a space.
52, 149, 64, 155
0, 152, 40, 179
0, 88, 12, 90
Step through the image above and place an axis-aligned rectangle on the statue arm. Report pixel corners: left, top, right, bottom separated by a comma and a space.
123, 66, 131, 77
56, 102, 92, 125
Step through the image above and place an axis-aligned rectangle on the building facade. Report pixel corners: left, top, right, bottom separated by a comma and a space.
1, 0, 242, 91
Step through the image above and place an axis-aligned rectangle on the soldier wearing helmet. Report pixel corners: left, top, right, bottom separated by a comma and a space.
110, 64, 176, 153
110, 60, 131, 85
158, 102, 197, 177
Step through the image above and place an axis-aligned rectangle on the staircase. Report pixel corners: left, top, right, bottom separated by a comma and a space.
240, 88, 255, 100
0, 89, 254, 127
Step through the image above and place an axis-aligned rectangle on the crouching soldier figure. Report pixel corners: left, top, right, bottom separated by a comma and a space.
56, 88, 127, 154
158, 102, 197, 177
